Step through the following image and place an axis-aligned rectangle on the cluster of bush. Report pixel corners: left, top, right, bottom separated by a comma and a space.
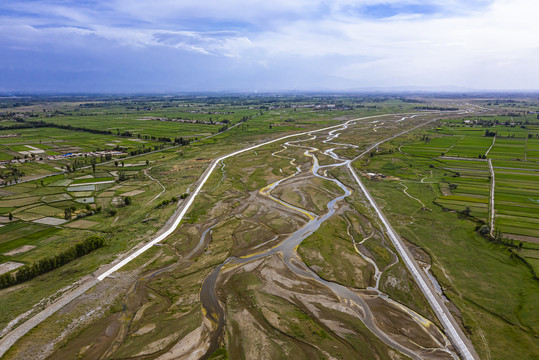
154, 193, 189, 209
76, 206, 102, 219
0, 235, 106, 289
65, 205, 101, 220
155, 196, 178, 208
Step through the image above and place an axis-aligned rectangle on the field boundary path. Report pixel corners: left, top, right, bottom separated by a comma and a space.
488, 158, 495, 236
143, 166, 166, 204
485, 136, 496, 157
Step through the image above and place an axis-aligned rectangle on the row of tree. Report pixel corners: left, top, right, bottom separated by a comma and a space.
0, 235, 105, 289
6, 119, 187, 145
218, 124, 229, 133
10, 119, 117, 136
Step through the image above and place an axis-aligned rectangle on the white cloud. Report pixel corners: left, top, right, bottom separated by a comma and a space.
1, 0, 539, 90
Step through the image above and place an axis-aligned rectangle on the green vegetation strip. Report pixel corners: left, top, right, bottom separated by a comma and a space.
0, 236, 105, 289
438, 195, 488, 204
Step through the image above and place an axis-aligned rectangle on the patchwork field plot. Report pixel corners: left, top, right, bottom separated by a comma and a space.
0, 168, 158, 274
446, 135, 494, 158
493, 164, 539, 239
435, 159, 490, 221
0, 127, 162, 157
400, 135, 461, 157
398, 115, 539, 243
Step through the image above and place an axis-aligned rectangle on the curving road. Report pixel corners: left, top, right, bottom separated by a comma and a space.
0, 111, 479, 359
0, 115, 385, 357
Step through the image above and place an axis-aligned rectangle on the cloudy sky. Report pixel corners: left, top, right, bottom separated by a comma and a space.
1, 0, 538, 93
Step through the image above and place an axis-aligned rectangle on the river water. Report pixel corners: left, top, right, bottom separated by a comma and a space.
198, 120, 459, 360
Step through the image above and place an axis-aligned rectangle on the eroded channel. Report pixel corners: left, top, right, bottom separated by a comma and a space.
42, 115, 462, 360
195, 121, 459, 360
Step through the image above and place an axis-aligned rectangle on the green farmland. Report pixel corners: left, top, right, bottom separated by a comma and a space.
394, 114, 539, 244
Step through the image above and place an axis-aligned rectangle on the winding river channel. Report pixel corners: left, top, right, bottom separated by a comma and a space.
197, 120, 459, 360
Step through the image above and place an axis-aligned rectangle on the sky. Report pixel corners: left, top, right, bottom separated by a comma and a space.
1, 0, 539, 93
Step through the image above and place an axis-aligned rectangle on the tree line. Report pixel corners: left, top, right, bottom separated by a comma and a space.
5, 119, 193, 145
0, 235, 105, 289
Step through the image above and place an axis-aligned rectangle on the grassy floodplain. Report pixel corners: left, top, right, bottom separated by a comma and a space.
1, 94, 424, 359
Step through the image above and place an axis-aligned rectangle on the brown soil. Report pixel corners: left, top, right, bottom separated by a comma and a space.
3, 245, 36, 256
0, 262, 24, 276
64, 219, 98, 229
504, 233, 539, 244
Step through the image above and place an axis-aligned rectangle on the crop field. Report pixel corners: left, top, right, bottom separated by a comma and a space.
0, 169, 155, 264
0, 127, 167, 180
493, 167, 539, 239
0, 127, 159, 150
394, 114, 539, 243
428, 158, 489, 220
36, 114, 225, 138
488, 137, 526, 160
446, 135, 494, 158
527, 138, 539, 160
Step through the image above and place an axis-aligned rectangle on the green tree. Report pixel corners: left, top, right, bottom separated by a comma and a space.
118, 170, 127, 181
64, 208, 72, 220
0, 236, 105, 290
